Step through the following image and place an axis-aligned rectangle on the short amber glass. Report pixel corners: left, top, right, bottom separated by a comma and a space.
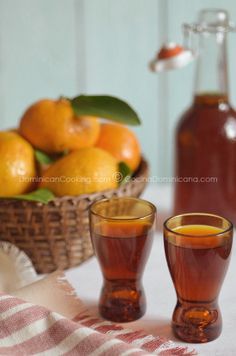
90, 197, 156, 322
164, 213, 233, 343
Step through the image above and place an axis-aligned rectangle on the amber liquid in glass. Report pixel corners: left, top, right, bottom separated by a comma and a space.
174, 93, 236, 225
164, 224, 232, 342
92, 220, 154, 322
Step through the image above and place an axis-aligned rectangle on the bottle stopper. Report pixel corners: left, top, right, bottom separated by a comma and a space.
149, 42, 194, 72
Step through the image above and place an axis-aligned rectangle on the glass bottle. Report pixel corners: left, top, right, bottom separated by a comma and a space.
174, 9, 236, 225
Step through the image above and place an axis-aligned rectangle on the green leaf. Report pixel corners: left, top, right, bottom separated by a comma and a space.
118, 161, 132, 185
35, 149, 71, 165
35, 149, 55, 165
10, 188, 55, 204
70, 95, 141, 126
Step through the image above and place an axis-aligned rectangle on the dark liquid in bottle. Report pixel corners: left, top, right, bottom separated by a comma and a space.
92, 220, 153, 322
174, 94, 236, 225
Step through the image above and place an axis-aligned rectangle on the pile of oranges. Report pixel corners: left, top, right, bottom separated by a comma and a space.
0, 97, 141, 197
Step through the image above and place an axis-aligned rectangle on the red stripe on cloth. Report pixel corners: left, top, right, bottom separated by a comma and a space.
63, 331, 115, 355
117, 330, 147, 343
75, 316, 197, 356
95, 324, 124, 333
0, 297, 25, 313
0, 297, 196, 356
78, 317, 145, 339
0, 306, 50, 338
0, 318, 79, 355
75, 314, 125, 334
63, 332, 147, 356
142, 337, 169, 352
159, 348, 197, 356
0, 347, 20, 355
101, 343, 147, 356
79, 317, 101, 327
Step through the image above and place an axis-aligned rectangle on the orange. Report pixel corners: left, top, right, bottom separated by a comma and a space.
0, 131, 36, 196
40, 147, 118, 196
95, 123, 141, 171
19, 98, 100, 153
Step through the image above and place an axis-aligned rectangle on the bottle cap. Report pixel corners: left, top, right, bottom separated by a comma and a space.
149, 42, 194, 72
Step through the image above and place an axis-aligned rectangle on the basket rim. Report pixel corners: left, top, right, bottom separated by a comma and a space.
0, 156, 149, 207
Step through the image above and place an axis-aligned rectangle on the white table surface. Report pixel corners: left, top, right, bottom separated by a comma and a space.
66, 184, 236, 356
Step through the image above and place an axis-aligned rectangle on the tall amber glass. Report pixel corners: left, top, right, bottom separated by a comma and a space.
164, 213, 233, 343
90, 197, 156, 322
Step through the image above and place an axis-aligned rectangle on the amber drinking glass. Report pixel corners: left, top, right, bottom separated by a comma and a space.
164, 213, 233, 343
90, 197, 156, 322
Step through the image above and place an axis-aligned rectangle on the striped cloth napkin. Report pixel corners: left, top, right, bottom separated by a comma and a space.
0, 272, 196, 356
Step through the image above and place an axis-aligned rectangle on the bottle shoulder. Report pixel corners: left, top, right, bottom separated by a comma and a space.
177, 101, 236, 131
176, 102, 236, 144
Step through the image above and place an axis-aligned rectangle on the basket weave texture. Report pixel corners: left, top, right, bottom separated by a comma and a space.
0, 158, 149, 274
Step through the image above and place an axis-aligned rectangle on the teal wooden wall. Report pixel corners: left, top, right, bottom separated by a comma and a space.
0, 0, 236, 177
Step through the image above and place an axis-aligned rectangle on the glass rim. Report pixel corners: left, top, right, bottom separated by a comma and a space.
90, 197, 156, 221
164, 212, 233, 238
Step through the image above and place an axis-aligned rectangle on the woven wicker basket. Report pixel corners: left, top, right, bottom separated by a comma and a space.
0, 158, 149, 274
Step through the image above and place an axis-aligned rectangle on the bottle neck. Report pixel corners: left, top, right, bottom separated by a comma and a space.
194, 32, 229, 102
